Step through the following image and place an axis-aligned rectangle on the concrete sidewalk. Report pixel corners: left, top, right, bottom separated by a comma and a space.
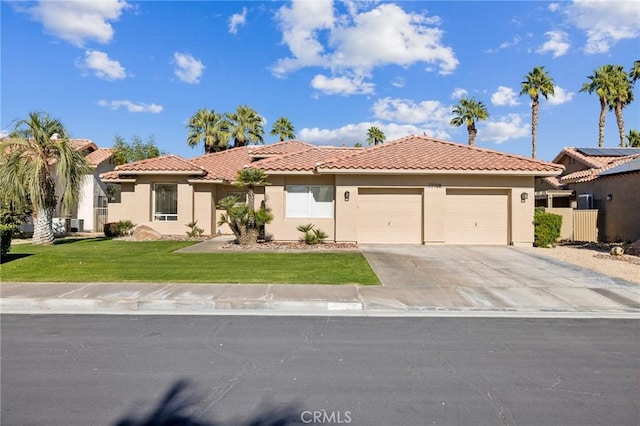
1, 281, 638, 317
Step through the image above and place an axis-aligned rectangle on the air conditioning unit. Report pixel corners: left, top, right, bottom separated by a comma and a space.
577, 193, 593, 210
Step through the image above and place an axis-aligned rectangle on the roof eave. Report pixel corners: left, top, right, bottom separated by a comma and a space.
100, 178, 136, 183
114, 170, 205, 176
315, 168, 562, 176
187, 178, 225, 184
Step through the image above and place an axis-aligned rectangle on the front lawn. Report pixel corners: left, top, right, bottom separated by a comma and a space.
0, 239, 380, 285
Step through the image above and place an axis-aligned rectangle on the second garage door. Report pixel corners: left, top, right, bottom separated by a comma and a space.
358, 188, 422, 244
445, 189, 509, 244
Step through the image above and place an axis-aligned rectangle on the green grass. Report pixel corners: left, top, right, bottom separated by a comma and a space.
1, 238, 380, 285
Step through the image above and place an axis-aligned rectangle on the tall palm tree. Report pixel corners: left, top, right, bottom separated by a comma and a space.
580, 65, 616, 148
449, 97, 489, 146
186, 108, 229, 153
607, 65, 634, 147
225, 105, 265, 147
366, 126, 386, 145
626, 129, 640, 147
630, 60, 640, 83
520, 66, 555, 159
0, 112, 91, 245
270, 117, 296, 141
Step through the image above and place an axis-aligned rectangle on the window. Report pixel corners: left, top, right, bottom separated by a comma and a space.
154, 184, 178, 221
286, 185, 334, 218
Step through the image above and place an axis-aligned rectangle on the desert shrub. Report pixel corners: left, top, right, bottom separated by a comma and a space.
534, 210, 562, 248
104, 220, 136, 238
186, 220, 204, 238
296, 223, 328, 245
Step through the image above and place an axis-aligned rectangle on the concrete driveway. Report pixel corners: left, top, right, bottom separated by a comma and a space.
359, 245, 639, 311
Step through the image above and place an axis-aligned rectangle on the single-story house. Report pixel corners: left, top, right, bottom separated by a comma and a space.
101, 135, 563, 246
535, 147, 640, 241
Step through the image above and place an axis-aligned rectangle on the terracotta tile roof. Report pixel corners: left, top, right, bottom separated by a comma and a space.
115, 154, 204, 174
85, 148, 113, 167
254, 146, 361, 172
250, 140, 315, 158
69, 139, 98, 152
190, 146, 253, 181
100, 170, 120, 180
540, 176, 566, 189
554, 147, 640, 169
318, 135, 563, 173
559, 154, 640, 183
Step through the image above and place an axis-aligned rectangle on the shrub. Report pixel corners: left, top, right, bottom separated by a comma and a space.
296, 223, 328, 245
186, 220, 204, 238
104, 220, 136, 238
1, 223, 16, 258
534, 210, 562, 248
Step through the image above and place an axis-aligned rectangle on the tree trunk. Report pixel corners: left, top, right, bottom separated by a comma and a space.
531, 98, 539, 159
247, 187, 256, 230
467, 122, 477, 146
238, 228, 258, 246
32, 207, 55, 245
597, 97, 607, 148
614, 102, 626, 147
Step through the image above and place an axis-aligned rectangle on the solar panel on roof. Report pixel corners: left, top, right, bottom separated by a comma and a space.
577, 147, 640, 156
599, 157, 640, 176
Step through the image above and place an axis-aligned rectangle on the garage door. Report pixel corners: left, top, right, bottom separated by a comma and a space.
445, 189, 508, 244
358, 188, 422, 244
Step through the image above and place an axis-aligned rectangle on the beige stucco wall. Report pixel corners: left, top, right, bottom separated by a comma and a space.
107, 172, 539, 245
545, 207, 574, 240
576, 172, 640, 242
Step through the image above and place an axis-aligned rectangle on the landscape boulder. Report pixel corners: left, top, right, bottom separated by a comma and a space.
131, 225, 162, 241
610, 246, 624, 256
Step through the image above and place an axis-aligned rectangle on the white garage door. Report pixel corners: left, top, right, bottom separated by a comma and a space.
445, 189, 509, 244
358, 188, 422, 244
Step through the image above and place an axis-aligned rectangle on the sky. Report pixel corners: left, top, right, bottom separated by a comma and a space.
2, 0, 639, 162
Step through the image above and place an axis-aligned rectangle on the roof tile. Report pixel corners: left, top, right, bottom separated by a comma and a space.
115, 154, 203, 173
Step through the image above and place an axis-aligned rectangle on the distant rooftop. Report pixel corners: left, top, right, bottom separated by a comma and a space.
575, 147, 640, 157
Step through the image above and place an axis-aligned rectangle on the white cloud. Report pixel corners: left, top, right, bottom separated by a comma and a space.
372, 97, 451, 127
451, 88, 468, 99
491, 86, 520, 106
78, 50, 126, 80
547, 85, 574, 105
229, 7, 247, 34
548, 3, 561, 12
479, 114, 529, 144
98, 100, 163, 113
272, 1, 457, 95
0, 129, 9, 139
25, 0, 129, 47
485, 35, 521, 53
311, 73, 375, 95
299, 122, 449, 146
566, 0, 640, 54
173, 52, 205, 84
536, 30, 570, 58
391, 77, 405, 88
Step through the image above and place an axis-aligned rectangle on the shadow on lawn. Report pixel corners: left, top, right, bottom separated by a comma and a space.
53, 237, 110, 245
0, 253, 33, 264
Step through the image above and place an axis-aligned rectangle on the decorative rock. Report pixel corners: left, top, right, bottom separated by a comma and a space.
131, 225, 162, 241
610, 246, 624, 256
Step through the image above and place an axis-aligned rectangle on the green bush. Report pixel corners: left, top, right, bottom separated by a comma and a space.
1, 223, 16, 258
104, 220, 136, 238
534, 210, 562, 248
296, 223, 328, 245
186, 220, 204, 238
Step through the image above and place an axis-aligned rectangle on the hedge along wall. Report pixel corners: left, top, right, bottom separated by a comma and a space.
534, 209, 563, 248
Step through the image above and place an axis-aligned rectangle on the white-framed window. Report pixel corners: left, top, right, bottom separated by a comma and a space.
154, 183, 178, 221
286, 185, 334, 218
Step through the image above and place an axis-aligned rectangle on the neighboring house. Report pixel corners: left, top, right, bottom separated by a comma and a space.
18, 139, 115, 234
535, 147, 640, 242
101, 135, 562, 246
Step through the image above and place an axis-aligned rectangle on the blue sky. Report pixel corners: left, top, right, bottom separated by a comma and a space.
2, 0, 639, 161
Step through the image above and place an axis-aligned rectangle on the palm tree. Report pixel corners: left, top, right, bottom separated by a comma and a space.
270, 117, 295, 141
630, 60, 640, 83
366, 126, 386, 145
225, 105, 265, 147
449, 97, 489, 146
520, 66, 555, 159
0, 112, 91, 245
186, 108, 229, 153
580, 65, 616, 148
626, 129, 640, 147
607, 65, 634, 147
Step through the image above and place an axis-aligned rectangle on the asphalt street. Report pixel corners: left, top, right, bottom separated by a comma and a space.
1, 315, 639, 426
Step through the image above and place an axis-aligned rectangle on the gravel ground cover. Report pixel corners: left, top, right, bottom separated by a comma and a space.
525, 243, 639, 284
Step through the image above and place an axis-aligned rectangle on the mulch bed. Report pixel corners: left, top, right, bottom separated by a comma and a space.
221, 241, 358, 251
